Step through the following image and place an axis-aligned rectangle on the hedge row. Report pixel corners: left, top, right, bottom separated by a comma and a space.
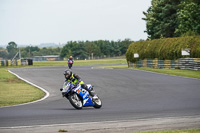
126, 35, 200, 63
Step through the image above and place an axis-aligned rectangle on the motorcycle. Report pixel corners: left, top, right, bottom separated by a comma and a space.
60, 81, 102, 109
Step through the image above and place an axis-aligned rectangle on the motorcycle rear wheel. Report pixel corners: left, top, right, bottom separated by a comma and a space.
68, 93, 83, 109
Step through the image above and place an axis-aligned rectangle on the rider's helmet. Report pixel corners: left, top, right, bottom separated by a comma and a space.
64, 70, 72, 80
70, 56, 73, 59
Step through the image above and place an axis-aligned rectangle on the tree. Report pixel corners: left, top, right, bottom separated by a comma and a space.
143, 0, 200, 39
6, 42, 18, 59
0, 50, 8, 59
143, 0, 180, 39
60, 41, 74, 59
175, 0, 200, 36
119, 39, 133, 55
60, 39, 132, 60
96, 40, 110, 57
85, 41, 101, 57
6, 42, 17, 53
23, 46, 40, 57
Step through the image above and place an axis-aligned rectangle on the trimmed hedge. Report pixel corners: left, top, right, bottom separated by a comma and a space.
126, 35, 200, 63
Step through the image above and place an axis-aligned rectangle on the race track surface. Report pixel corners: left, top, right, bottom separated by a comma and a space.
0, 66, 200, 128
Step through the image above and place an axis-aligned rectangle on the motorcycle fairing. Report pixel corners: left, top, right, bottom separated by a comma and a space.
73, 85, 94, 106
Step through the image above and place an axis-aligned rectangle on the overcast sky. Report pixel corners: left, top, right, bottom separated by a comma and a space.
0, 0, 151, 46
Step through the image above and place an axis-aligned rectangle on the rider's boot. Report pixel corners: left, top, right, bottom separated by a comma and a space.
82, 84, 98, 101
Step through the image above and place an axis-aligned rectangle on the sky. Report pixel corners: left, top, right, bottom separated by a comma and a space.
0, 0, 151, 47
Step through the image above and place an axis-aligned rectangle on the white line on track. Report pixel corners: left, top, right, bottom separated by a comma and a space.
0, 70, 50, 108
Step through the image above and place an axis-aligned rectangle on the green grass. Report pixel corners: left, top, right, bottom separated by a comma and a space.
97, 65, 129, 69
33, 58, 127, 66
96, 65, 200, 79
141, 129, 200, 133
0, 68, 45, 107
136, 67, 200, 79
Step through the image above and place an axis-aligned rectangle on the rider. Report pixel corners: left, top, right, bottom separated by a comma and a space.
68, 56, 73, 69
63, 70, 97, 100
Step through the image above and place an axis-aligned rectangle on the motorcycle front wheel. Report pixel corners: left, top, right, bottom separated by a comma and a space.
68, 93, 83, 109
93, 97, 102, 109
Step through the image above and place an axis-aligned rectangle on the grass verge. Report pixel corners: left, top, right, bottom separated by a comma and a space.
136, 67, 200, 79
96, 65, 200, 79
0, 67, 45, 107
33, 58, 127, 66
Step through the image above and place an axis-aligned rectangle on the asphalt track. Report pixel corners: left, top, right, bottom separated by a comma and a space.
0, 66, 200, 132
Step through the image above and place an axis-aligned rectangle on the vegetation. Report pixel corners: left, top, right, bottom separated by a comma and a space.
136, 67, 200, 79
20, 46, 61, 58
6, 42, 18, 59
60, 39, 132, 59
0, 39, 132, 60
143, 0, 200, 40
0, 68, 45, 107
33, 57, 127, 67
126, 35, 200, 63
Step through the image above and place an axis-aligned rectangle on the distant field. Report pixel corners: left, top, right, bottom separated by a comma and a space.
33, 58, 127, 66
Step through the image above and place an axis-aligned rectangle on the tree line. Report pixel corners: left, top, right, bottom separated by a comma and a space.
143, 0, 200, 40
0, 42, 61, 60
0, 39, 132, 60
60, 39, 132, 60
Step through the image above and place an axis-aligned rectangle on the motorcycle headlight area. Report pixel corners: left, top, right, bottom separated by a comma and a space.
63, 83, 71, 90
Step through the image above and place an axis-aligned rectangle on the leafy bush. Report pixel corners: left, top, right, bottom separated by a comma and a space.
126, 35, 200, 63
